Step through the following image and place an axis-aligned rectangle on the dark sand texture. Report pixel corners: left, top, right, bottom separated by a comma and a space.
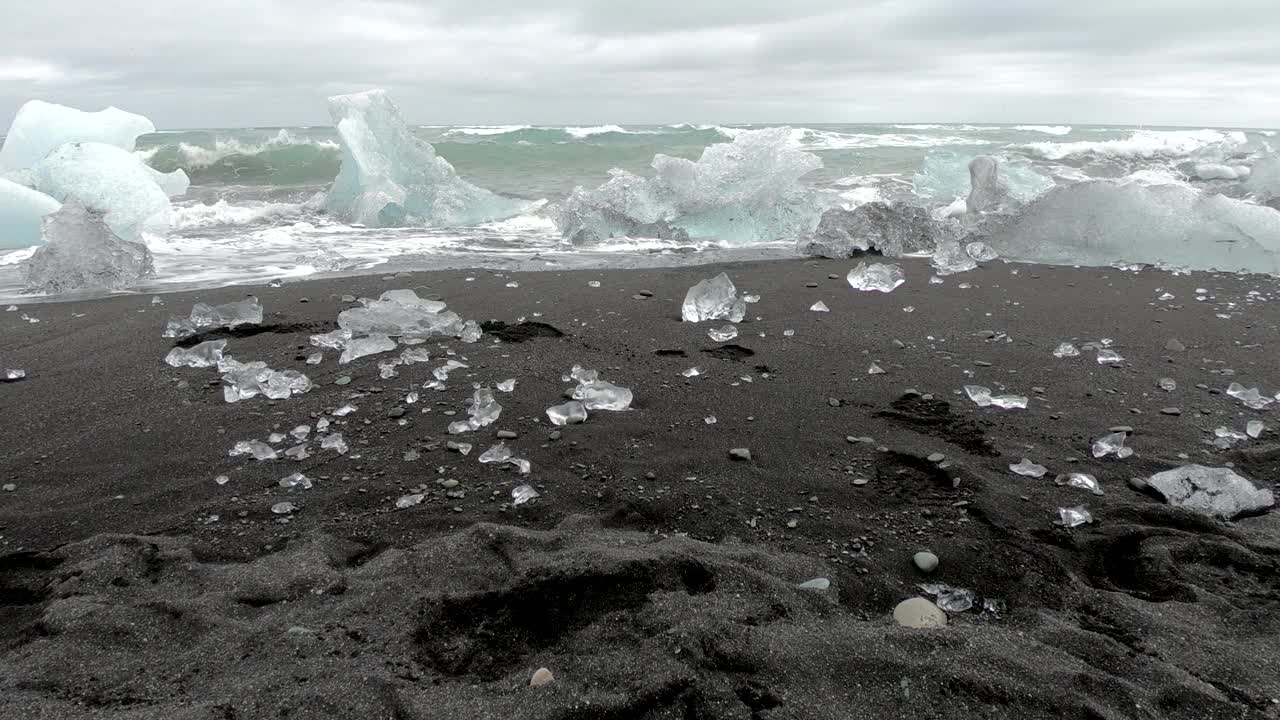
2, 257, 1280, 719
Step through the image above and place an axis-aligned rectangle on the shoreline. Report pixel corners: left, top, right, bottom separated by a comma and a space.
2, 255, 1280, 718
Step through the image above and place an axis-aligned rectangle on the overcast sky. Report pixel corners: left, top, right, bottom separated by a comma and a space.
1, 0, 1277, 129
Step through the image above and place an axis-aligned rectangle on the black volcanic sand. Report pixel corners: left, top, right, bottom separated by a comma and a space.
2, 258, 1280, 719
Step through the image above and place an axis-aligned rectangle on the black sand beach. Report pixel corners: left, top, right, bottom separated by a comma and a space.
2, 257, 1280, 719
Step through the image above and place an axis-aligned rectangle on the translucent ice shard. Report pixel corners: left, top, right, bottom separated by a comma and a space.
1096, 350, 1125, 365
339, 334, 397, 364
337, 289, 460, 338
497, 378, 516, 392
708, 324, 738, 342
573, 379, 634, 411
931, 239, 978, 275
23, 200, 155, 293
965, 241, 998, 262
0, 177, 60, 250
1055, 473, 1104, 495
1052, 343, 1080, 358
810, 301, 830, 312
396, 493, 426, 509
555, 127, 822, 245
512, 484, 540, 506
218, 356, 311, 402
164, 339, 227, 368
3, 369, 26, 381
1227, 382, 1274, 410
546, 400, 588, 426
682, 273, 746, 323
1, 100, 156, 171
964, 385, 1026, 409
1247, 420, 1265, 439
324, 90, 528, 227
1092, 432, 1132, 459
319, 433, 348, 454
919, 583, 975, 613
279, 472, 312, 490
479, 443, 513, 464
230, 440, 277, 461
1059, 506, 1093, 528
449, 388, 502, 433
33, 142, 181, 242
166, 296, 263, 339
1010, 458, 1048, 478
847, 262, 905, 292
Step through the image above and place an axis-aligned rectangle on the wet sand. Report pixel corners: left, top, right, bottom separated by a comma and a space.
2, 257, 1280, 719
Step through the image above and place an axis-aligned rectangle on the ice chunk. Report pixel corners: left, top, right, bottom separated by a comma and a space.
1092, 432, 1133, 459
279, 472, 312, 490
320, 433, 348, 454
1010, 459, 1047, 478
708, 324, 738, 342
512, 484, 540, 506
0, 100, 156, 171
573, 379, 633, 411
33, 142, 179, 242
219, 357, 312, 402
497, 378, 516, 392
682, 273, 746, 322
0, 177, 60, 250
339, 334, 397, 364
556, 127, 823, 245
919, 583, 974, 613
230, 440, 277, 461
847, 262, 905, 292
796, 203, 945, 259
973, 181, 1280, 273
449, 388, 502, 433
810, 301, 830, 312
3, 369, 27, 381
1058, 506, 1093, 528
164, 339, 227, 368
1096, 350, 1125, 365
1055, 473, 1104, 495
964, 385, 1027, 409
546, 400, 588, 426
324, 90, 528, 227
1227, 382, 1274, 410
1146, 465, 1273, 520
164, 296, 262, 339
965, 241, 998, 262
23, 200, 155, 293
1052, 343, 1080, 358
395, 493, 425, 509
930, 239, 978, 275
338, 289, 458, 337
1247, 420, 1265, 439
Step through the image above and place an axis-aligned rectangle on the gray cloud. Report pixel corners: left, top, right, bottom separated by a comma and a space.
0, 0, 1276, 128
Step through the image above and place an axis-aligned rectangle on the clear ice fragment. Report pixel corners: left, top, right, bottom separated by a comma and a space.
340, 334, 397, 364
1096, 350, 1125, 365
1227, 382, 1274, 410
682, 273, 746, 323
164, 339, 227, 368
1055, 473, 1103, 495
230, 440, 277, 461
547, 400, 588, 426
319, 433, 348, 454
1052, 343, 1080, 358
1010, 459, 1047, 478
279, 472, 312, 489
1092, 432, 1130, 459
512, 484, 540, 506
708, 325, 738, 342
1059, 506, 1093, 528
810, 301, 830, 312
497, 378, 516, 392
847, 262, 905, 292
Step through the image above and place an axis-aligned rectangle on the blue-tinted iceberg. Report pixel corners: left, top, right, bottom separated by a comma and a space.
0, 100, 155, 171
974, 181, 1280, 273
913, 151, 1054, 211
0, 177, 60, 249
32, 142, 175, 241
23, 199, 155, 293
323, 90, 528, 227
554, 127, 823, 245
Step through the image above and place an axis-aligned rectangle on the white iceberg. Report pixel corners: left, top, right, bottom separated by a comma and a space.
323, 89, 528, 227
23, 200, 155, 293
0, 100, 156, 171
0, 177, 60, 249
32, 142, 177, 241
554, 127, 823, 245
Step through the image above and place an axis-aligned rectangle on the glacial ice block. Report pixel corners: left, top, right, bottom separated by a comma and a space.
0, 100, 156, 171
797, 203, 950, 258
974, 181, 1280, 273
682, 273, 746, 322
33, 142, 174, 241
23, 200, 155, 293
913, 151, 1053, 210
323, 90, 528, 227
0, 177, 60, 249
554, 127, 823, 245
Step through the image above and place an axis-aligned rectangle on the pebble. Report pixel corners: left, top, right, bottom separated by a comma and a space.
388, 407, 406, 419
530, 668, 555, 687
497, 430, 518, 439
729, 448, 752, 461
913, 551, 939, 573
926, 453, 946, 463
798, 577, 831, 590
638, 290, 653, 297
1165, 338, 1187, 352
1128, 476, 1149, 492
1109, 426, 1133, 434
805, 282, 818, 288
828, 398, 841, 407
893, 598, 947, 628
1160, 407, 1182, 416
549, 431, 562, 440
335, 376, 352, 386
1, 483, 15, 492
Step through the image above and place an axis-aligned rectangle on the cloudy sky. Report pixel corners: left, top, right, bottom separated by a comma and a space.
1, 0, 1277, 129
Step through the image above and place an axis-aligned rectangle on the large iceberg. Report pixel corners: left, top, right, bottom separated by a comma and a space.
0, 100, 155, 171
23, 200, 155, 293
0, 177, 61, 249
32, 142, 177, 241
323, 90, 528, 227
554, 127, 824, 245
797, 202, 952, 258
913, 151, 1054, 210
973, 181, 1280, 273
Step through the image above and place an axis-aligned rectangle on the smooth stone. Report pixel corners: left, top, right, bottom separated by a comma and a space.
1128, 476, 1149, 492
548, 431, 562, 440
798, 577, 830, 590
805, 282, 819, 288
335, 377, 352, 386
913, 551, 939, 573
388, 407, 406, 419
926, 453, 946, 463
497, 430, 518, 439
1160, 407, 1182, 416
729, 448, 752, 461
530, 668, 555, 687
1165, 338, 1186, 352
893, 597, 947, 628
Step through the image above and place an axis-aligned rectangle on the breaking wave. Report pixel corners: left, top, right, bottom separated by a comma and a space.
1013, 125, 1072, 135
141, 129, 341, 185
1015, 129, 1246, 160
170, 199, 306, 229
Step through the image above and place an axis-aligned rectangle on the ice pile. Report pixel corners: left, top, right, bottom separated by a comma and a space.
796, 203, 949, 259
218, 357, 313, 402
322, 90, 528, 227
546, 366, 633, 424
554, 127, 823, 245
23, 200, 156, 293
448, 388, 502, 434
311, 289, 480, 363
1146, 465, 1273, 520
164, 297, 263, 339
682, 273, 746, 323
847, 262, 906, 292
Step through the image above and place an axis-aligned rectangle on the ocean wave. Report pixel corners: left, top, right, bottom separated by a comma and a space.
1015, 129, 1246, 160
171, 199, 305, 229
139, 129, 338, 168
0, 246, 37, 264
445, 125, 533, 137
141, 129, 341, 185
1014, 125, 1072, 135
800, 129, 993, 150
564, 124, 630, 139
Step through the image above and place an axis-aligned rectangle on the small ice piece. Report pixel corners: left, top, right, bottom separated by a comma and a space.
965, 241, 999, 262
847, 262, 905, 292
395, 493, 426, 509
405, 391, 419, 404
708, 324, 739, 342
468, 388, 502, 427
1227, 382, 1274, 410
1158, 377, 1177, 392
340, 334, 397, 364
479, 442, 513, 464
783, 329, 795, 337
1247, 420, 1265, 439
271, 501, 296, 515
682, 367, 702, 378
23, 200, 156, 293
448, 441, 473, 455
588, 280, 601, 287
573, 379, 634, 411
192, 296, 263, 329
964, 385, 1026, 409
230, 440, 277, 461
268, 433, 286, 444
919, 583, 974, 613
378, 359, 402, 379
1052, 343, 1080, 358
965, 385, 993, 406
1092, 432, 1130, 459
743, 294, 761, 303
509, 458, 532, 474
284, 445, 310, 461
1055, 473, 1104, 495
279, 472, 312, 489
2, 369, 26, 381
316, 418, 330, 431
810, 301, 830, 312
164, 339, 227, 368
214, 475, 230, 486
512, 484, 540, 506
433, 359, 469, 381
218, 357, 311, 402
497, 378, 517, 392
1010, 459, 1048, 478
1059, 506, 1093, 528
320, 433, 348, 454
309, 328, 352, 349
460, 320, 482, 343
1096, 350, 1125, 365
704, 416, 717, 424
547, 400, 588, 426
868, 363, 885, 375
306, 352, 323, 365
931, 239, 979, 276
682, 273, 746, 323
332, 404, 357, 417
400, 347, 431, 364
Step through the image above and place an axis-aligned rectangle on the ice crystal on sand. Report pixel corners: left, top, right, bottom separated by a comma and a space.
682, 273, 746, 323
